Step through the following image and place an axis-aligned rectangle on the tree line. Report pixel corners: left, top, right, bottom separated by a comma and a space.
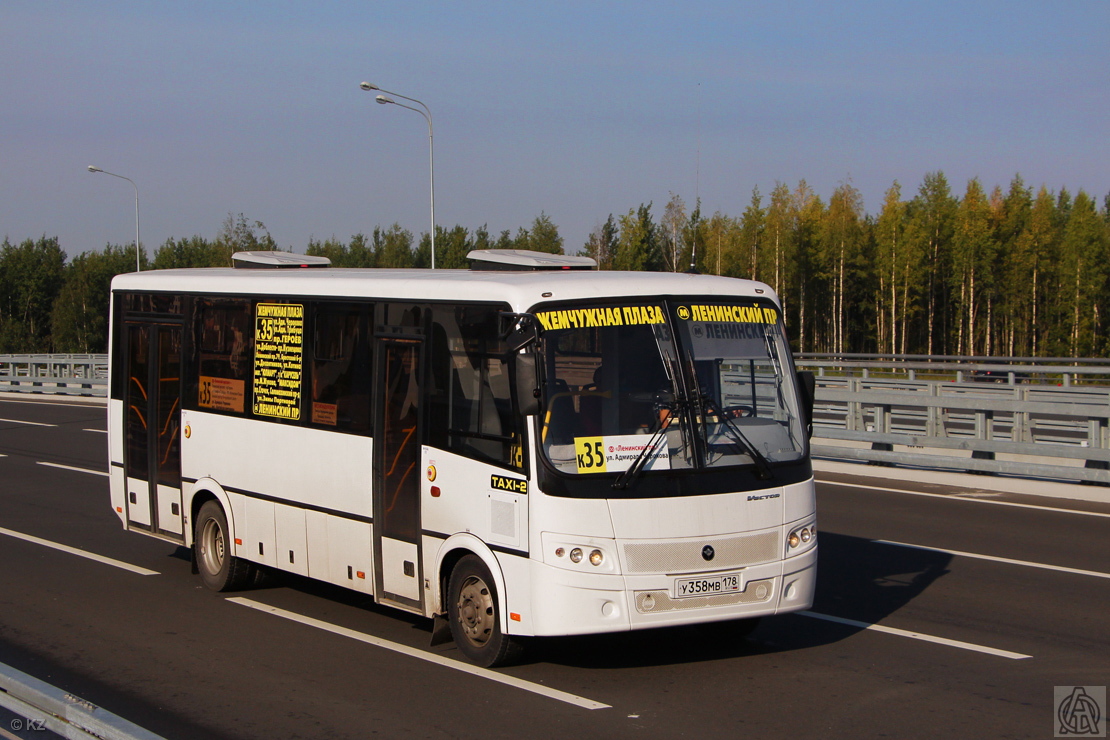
2, 174, 1107, 357
586, 173, 1110, 359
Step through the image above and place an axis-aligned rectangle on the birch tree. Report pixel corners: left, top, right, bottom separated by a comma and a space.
906, 173, 957, 354
874, 183, 908, 354
1058, 191, 1108, 356
822, 182, 865, 354
660, 194, 687, 272
951, 179, 995, 355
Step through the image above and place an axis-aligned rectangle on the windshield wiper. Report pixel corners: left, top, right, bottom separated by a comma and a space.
700, 394, 774, 480
611, 392, 675, 491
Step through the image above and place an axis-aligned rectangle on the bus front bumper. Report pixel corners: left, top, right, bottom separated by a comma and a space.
522, 546, 817, 637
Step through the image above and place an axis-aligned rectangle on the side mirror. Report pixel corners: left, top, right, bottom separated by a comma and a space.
500, 312, 540, 352
514, 353, 541, 417
796, 370, 815, 437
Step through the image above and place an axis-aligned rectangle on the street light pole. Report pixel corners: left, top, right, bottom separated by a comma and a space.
87, 166, 141, 272
360, 82, 436, 269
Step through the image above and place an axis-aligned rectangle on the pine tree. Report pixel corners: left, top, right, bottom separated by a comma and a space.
734, 188, 764, 280
613, 203, 660, 271
376, 224, 415, 268
583, 215, 618, 270
51, 244, 136, 352
0, 236, 66, 352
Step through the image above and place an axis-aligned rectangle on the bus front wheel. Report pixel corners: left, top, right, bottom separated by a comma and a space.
447, 555, 524, 667
195, 500, 254, 592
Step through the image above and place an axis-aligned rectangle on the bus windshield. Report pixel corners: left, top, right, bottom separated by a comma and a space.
537, 298, 806, 482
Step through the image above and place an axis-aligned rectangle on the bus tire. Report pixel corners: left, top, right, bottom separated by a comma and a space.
447, 554, 524, 667
195, 500, 254, 592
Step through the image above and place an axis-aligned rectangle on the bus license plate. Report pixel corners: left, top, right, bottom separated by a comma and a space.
674, 572, 742, 598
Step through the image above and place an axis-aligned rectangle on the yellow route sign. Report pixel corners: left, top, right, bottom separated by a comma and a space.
252, 303, 304, 420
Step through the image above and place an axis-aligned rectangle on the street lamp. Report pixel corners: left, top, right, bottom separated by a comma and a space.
87, 166, 141, 272
360, 81, 436, 269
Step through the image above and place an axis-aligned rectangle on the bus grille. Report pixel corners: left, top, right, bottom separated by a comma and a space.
634, 578, 775, 613
622, 531, 779, 574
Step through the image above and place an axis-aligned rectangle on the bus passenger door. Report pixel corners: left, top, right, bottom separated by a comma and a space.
373, 336, 424, 611
124, 322, 185, 542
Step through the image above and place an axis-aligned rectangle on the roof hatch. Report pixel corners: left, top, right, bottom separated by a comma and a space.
232, 251, 332, 269
467, 249, 596, 271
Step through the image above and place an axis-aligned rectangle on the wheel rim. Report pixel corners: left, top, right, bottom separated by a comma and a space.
456, 575, 495, 647
199, 517, 225, 575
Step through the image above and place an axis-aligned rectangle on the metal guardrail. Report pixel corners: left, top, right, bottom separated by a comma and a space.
0, 354, 108, 397
796, 356, 1110, 485
0, 659, 166, 740
3, 353, 1108, 484
797, 352, 1110, 386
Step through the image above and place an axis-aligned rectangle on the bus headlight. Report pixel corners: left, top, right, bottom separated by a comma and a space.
787, 524, 816, 553
541, 533, 618, 573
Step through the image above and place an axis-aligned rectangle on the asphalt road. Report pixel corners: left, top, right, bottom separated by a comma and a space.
0, 395, 1107, 739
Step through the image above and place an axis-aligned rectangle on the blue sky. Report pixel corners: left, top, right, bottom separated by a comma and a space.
2, 1, 1107, 257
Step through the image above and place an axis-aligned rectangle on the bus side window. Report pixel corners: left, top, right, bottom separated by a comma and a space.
428, 305, 523, 471
194, 298, 252, 415
310, 305, 371, 432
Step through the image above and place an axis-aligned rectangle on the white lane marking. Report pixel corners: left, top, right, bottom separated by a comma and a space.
0, 398, 105, 409
875, 539, 1110, 580
36, 461, 109, 477
0, 417, 56, 427
799, 611, 1031, 660
818, 480, 1110, 519
83, 428, 108, 434
0, 526, 159, 576
228, 597, 611, 710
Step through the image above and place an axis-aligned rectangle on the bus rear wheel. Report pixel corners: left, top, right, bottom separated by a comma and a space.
447, 555, 524, 667
195, 500, 254, 592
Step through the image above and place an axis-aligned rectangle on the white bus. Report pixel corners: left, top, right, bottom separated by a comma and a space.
108, 249, 817, 666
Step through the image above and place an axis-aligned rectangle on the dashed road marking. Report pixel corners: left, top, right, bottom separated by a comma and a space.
36, 461, 109, 477
0, 526, 158, 576
228, 597, 612, 710
819, 480, 1110, 519
875, 539, 1110, 580
800, 611, 1031, 659
0, 417, 56, 427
